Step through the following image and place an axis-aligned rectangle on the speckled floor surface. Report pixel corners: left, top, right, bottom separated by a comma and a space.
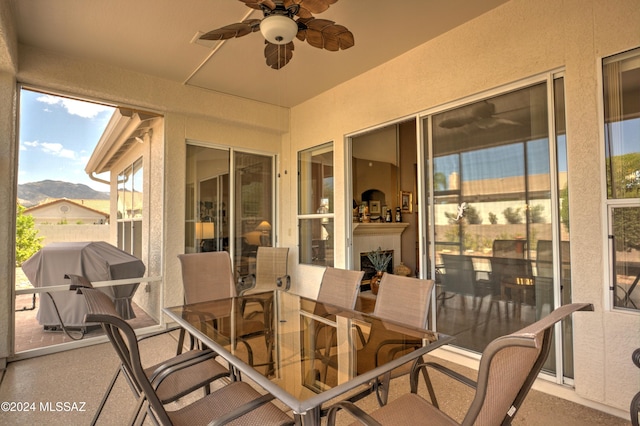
0, 329, 631, 425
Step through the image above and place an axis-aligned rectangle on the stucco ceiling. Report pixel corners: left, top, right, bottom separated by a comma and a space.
11, 0, 509, 107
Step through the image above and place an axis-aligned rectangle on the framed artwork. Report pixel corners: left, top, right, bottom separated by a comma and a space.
369, 200, 381, 215
401, 191, 412, 213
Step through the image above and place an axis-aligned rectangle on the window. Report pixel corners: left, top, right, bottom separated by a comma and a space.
117, 157, 143, 257
298, 143, 334, 266
603, 48, 640, 311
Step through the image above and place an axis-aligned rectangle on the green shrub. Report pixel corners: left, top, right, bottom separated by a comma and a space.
16, 204, 43, 266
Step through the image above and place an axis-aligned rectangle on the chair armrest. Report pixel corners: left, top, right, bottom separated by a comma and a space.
148, 350, 221, 389
411, 360, 477, 406
415, 361, 477, 389
136, 325, 182, 343
238, 274, 257, 295
148, 349, 218, 386
209, 392, 279, 426
326, 401, 382, 426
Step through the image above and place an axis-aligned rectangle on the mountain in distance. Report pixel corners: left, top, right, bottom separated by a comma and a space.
18, 180, 110, 207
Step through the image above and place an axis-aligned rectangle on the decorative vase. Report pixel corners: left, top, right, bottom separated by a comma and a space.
394, 262, 411, 277
371, 271, 383, 295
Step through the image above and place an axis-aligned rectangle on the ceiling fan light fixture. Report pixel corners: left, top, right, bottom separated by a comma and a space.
260, 14, 298, 44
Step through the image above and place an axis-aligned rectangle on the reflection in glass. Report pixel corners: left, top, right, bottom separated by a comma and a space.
299, 143, 334, 266
603, 48, 640, 200
117, 157, 143, 257
427, 82, 571, 366
185, 145, 275, 281
299, 218, 334, 266
603, 48, 640, 314
611, 207, 640, 311
185, 145, 229, 254
234, 152, 274, 277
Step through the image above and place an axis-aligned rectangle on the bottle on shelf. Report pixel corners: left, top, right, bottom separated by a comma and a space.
395, 207, 402, 222
385, 206, 392, 222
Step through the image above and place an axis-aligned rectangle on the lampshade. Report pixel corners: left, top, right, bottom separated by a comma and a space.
256, 220, 272, 232
260, 14, 298, 44
195, 222, 215, 239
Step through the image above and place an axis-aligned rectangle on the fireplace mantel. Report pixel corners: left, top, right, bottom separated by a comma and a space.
352, 223, 409, 272
352, 223, 409, 235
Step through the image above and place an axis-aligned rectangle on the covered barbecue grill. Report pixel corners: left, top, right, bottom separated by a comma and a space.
22, 241, 145, 327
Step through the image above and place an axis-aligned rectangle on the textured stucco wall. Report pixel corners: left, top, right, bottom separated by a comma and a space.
283, 0, 640, 413
1, 0, 639, 415
0, 42, 288, 358
0, 0, 18, 365
0, 72, 17, 363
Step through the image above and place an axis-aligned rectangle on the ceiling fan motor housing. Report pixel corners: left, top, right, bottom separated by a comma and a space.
260, 14, 298, 44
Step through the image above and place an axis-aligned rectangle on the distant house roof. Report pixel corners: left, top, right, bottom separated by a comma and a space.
25, 198, 109, 218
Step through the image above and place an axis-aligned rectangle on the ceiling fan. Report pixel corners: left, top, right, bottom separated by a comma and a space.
199, 0, 354, 69
438, 101, 522, 132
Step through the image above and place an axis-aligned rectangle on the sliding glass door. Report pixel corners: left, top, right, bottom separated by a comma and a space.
423, 76, 571, 377
185, 144, 275, 281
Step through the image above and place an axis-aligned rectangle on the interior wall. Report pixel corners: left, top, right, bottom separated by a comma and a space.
283, 0, 640, 413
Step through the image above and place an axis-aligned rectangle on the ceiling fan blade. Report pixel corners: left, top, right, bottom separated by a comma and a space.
264, 41, 294, 69
296, 18, 354, 51
199, 19, 261, 41
238, 0, 277, 12
284, 0, 337, 18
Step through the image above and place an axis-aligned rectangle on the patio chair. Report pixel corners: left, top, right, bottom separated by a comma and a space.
632, 348, 640, 426
440, 254, 492, 311
81, 287, 231, 425
313, 267, 364, 382
178, 251, 270, 369
317, 266, 364, 309
326, 302, 594, 426
357, 274, 434, 405
82, 288, 294, 426
239, 247, 290, 295
238, 247, 289, 320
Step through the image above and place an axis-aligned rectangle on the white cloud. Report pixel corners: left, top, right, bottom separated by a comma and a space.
40, 142, 76, 159
36, 94, 113, 118
23, 140, 77, 160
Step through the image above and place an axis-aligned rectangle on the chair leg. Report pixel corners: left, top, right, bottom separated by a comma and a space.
420, 363, 440, 409
90, 364, 123, 426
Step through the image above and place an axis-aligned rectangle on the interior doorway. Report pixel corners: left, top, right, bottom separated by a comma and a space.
349, 119, 418, 289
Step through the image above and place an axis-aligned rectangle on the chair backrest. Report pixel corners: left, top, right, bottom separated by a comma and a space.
250, 247, 289, 293
375, 274, 434, 329
440, 254, 476, 296
536, 240, 571, 279
82, 288, 173, 425
489, 256, 532, 286
462, 302, 593, 426
178, 251, 236, 304
317, 267, 364, 310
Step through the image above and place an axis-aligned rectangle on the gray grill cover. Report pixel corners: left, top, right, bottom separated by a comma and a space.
22, 241, 145, 326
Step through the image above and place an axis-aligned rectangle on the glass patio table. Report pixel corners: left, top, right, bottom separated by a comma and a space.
163, 290, 453, 426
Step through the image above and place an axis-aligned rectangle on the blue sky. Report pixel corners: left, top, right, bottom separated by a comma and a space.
18, 89, 115, 192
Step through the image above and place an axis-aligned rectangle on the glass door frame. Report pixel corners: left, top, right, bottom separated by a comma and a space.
417, 70, 572, 384
185, 140, 278, 276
